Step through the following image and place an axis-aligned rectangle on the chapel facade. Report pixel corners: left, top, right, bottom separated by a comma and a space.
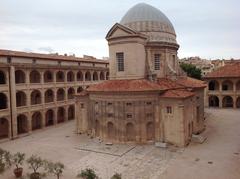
75, 3, 206, 147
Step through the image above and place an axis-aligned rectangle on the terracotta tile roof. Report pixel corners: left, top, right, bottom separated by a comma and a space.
0, 49, 109, 64
205, 63, 240, 78
176, 77, 206, 88
157, 78, 184, 89
87, 79, 168, 92
160, 89, 195, 98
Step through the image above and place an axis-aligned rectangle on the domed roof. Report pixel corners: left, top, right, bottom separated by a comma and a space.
120, 3, 177, 44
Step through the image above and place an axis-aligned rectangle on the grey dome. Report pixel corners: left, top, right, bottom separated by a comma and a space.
120, 3, 177, 44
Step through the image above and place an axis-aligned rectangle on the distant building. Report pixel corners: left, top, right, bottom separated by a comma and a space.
204, 63, 240, 108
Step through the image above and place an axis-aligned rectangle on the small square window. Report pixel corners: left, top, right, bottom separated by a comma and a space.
108, 113, 113, 117
107, 102, 112, 106
81, 103, 84, 108
166, 106, 172, 114
126, 102, 132, 106
146, 102, 152, 105
146, 113, 153, 118
126, 113, 132, 118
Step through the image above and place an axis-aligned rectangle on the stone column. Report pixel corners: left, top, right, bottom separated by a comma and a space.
154, 101, 161, 142
219, 95, 223, 108
65, 106, 68, 121
53, 108, 58, 125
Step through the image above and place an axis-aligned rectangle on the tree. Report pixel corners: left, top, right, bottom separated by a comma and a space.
111, 172, 122, 179
0, 148, 11, 174
45, 161, 64, 179
180, 62, 202, 80
77, 168, 98, 179
27, 155, 44, 179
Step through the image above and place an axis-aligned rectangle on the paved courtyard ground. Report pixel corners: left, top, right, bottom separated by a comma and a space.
0, 108, 240, 179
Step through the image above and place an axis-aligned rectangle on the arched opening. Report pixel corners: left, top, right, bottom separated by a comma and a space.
56, 71, 64, 82
77, 86, 84, 93
15, 70, 25, 84
30, 70, 40, 83
45, 109, 54, 126
0, 71, 6, 84
236, 81, 240, 91
146, 122, 154, 141
222, 96, 233, 107
17, 114, 28, 134
126, 123, 135, 141
0, 118, 8, 139
0, 93, 7, 110
208, 80, 219, 91
31, 90, 41, 105
57, 107, 65, 123
68, 105, 75, 120
32, 112, 42, 130
208, 95, 219, 107
236, 97, 240, 108
44, 71, 53, 83
44, 89, 54, 103
93, 71, 98, 81
100, 72, 104, 80
57, 88, 65, 101
107, 122, 114, 141
77, 71, 83, 81
95, 120, 100, 137
106, 72, 109, 80
222, 80, 233, 91
16, 91, 27, 107
85, 71, 91, 81
67, 71, 74, 82
67, 88, 75, 99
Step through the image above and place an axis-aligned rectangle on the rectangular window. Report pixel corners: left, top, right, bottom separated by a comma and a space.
116, 52, 124, 71
166, 106, 172, 114
154, 54, 161, 70
126, 102, 132, 106
126, 113, 133, 118
81, 103, 84, 108
108, 113, 113, 117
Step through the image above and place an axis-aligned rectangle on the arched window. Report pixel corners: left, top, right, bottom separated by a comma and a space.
85, 71, 91, 81
68, 105, 75, 120
107, 122, 114, 141
0, 118, 8, 139
0, 93, 7, 110
77, 71, 83, 81
45, 89, 54, 103
100, 72, 105, 80
0, 71, 6, 84
57, 88, 65, 101
222, 80, 233, 91
208, 80, 219, 91
236, 81, 240, 91
68, 88, 75, 99
45, 109, 54, 126
31, 90, 41, 105
126, 123, 135, 141
44, 71, 53, 83
222, 96, 233, 107
93, 71, 98, 81
17, 114, 28, 134
56, 71, 65, 82
67, 71, 75, 82
57, 107, 65, 123
106, 72, 109, 80
32, 112, 42, 130
30, 70, 40, 83
77, 86, 84, 93
208, 95, 219, 107
236, 97, 240, 108
146, 122, 154, 141
16, 91, 27, 107
15, 70, 25, 84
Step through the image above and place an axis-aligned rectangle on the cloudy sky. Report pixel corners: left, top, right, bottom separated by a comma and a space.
0, 0, 239, 59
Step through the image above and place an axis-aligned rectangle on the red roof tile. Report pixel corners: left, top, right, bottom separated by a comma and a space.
87, 79, 168, 92
176, 77, 206, 88
205, 63, 240, 78
0, 49, 109, 64
157, 78, 184, 89
160, 89, 195, 98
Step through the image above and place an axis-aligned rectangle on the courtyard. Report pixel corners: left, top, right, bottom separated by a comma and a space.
0, 108, 240, 179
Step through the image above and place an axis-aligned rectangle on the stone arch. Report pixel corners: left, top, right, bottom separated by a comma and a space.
107, 122, 114, 141
0, 70, 6, 84
93, 71, 98, 81
68, 105, 75, 120
100, 71, 105, 80
17, 114, 28, 134
0, 118, 8, 139
236, 97, 240, 108
146, 122, 154, 141
77, 71, 83, 81
30, 70, 40, 83
222, 96, 233, 107
45, 89, 54, 103
44, 71, 53, 83
57, 107, 65, 123
236, 81, 240, 91
32, 112, 42, 130
208, 95, 219, 107
85, 71, 91, 81
95, 120, 100, 137
77, 86, 84, 93
68, 87, 75, 99
16, 91, 27, 107
56, 71, 65, 82
126, 123, 135, 141
222, 80, 233, 91
67, 71, 75, 82
57, 88, 65, 101
106, 72, 109, 80
45, 109, 54, 126
208, 80, 219, 91
15, 70, 25, 84
31, 90, 41, 105
0, 93, 7, 110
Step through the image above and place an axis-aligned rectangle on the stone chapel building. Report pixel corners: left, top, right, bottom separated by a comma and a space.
75, 3, 206, 147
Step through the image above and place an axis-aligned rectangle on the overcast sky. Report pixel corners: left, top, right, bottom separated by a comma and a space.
0, 0, 239, 59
